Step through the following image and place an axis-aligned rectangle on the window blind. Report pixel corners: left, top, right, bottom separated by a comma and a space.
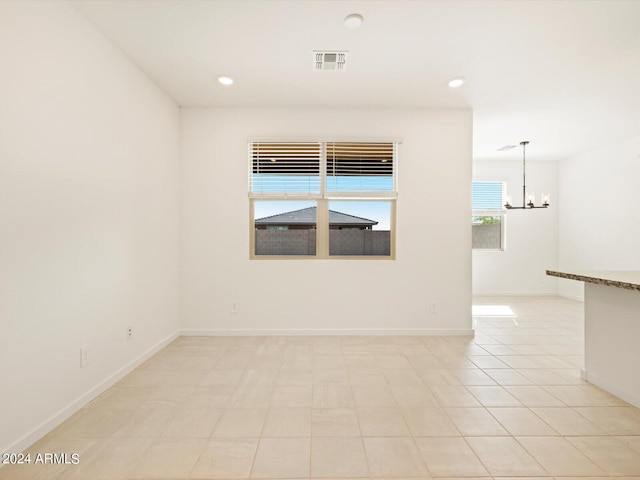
249, 142, 321, 197
472, 181, 504, 210
249, 141, 398, 199
326, 142, 397, 198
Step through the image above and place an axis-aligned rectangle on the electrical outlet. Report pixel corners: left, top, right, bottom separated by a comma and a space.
127, 327, 133, 340
430, 302, 437, 313
80, 347, 89, 368
231, 302, 238, 314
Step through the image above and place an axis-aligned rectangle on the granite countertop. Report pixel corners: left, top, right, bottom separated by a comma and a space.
546, 270, 640, 292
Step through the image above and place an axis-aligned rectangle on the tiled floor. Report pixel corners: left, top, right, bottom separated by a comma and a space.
3, 296, 640, 479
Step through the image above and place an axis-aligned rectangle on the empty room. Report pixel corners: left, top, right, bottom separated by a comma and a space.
1, 0, 640, 479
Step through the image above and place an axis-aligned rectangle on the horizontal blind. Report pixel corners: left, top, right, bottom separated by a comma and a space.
250, 142, 321, 197
326, 142, 396, 196
472, 181, 504, 210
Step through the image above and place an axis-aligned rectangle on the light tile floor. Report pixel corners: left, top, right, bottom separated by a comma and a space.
3, 296, 640, 479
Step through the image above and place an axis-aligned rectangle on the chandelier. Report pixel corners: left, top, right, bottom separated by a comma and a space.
504, 141, 549, 209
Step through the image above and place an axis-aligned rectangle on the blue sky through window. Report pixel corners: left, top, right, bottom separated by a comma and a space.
329, 201, 391, 230
251, 174, 393, 193
326, 176, 393, 192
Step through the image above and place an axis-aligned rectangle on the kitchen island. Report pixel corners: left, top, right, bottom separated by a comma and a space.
547, 269, 640, 408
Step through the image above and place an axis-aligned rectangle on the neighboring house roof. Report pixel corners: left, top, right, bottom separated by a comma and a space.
255, 206, 378, 226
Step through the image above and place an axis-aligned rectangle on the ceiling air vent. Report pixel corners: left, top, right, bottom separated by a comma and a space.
497, 145, 517, 152
313, 51, 348, 71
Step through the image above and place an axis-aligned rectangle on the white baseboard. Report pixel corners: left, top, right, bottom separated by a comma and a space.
581, 370, 640, 409
181, 328, 475, 336
558, 292, 584, 301
472, 291, 559, 297
3, 330, 180, 457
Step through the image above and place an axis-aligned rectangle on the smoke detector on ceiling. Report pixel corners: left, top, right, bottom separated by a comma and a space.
313, 51, 348, 71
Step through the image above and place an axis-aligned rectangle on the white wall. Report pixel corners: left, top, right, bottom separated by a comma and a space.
473, 160, 558, 295
0, 1, 180, 453
558, 135, 640, 300
181, 108, 472, 334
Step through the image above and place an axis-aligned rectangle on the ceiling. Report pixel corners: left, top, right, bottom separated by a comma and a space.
72, 0, 640, 162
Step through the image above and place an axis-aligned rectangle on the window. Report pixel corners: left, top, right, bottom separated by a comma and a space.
254, 200, 316, 256
250, 142, 320, 196
250, 141, 398, 258
328, 201, 392, 256
326, 142, 395, 194
472, 181, 505, 250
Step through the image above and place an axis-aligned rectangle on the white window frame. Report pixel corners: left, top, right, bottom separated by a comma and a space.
249, 140, 399, 259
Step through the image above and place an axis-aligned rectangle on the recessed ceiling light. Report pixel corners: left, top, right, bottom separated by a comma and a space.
217, 75, 234, 86
448, 77, 465, 88
344, 13, 364, 29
